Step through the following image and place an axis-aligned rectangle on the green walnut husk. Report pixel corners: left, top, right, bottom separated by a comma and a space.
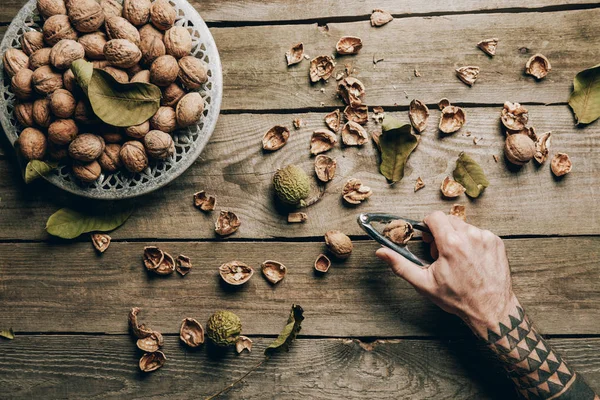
273, 165, 310, 206
206, 310, 242, 347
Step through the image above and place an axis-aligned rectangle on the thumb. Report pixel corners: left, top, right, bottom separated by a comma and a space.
376, 247, 432, 292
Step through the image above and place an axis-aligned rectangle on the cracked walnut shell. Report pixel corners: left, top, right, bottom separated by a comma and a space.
450, 204, 467, 221
91, 233, 111, 253
504, 133, 535, 166
176, 255, 192, 276
501, 101, 529, 132
309, 55, 335, 83
324, 230, 352, 259
236, 336, 253, 354
143, 246, 164, 271
336, 36, 363, 55
324, 109, 341, 132
439, 106, 466, 134
342, 178, 372, 205
371, 9, 393, 27
314, 154, 337, 182
178, 56, 209, 90
261, 260, 287, 284
262, 125, 290, 151
342, 121, 368, 146
477, 38, 498, 56
338, 77, 365, 107
139, 351, 166, 373
219, 261, 254, 285
128, 307, 153, 339
288, 212, 308, 223
120, 140, 148, 172
344, 105, 368, 125
180, 318, 204, 347
456, 66, 480, 86
310, 129, 337, 155
383, 220, 414, 246
286, 42, 304, 66
144, 130, 174, 160
193, 191, 216, 212
137, 331, 164, 352
314, 254, 331, 273
409, 99, 429, 133
551, 153, 572, 177
441, 176, 466, 198
525, 54, 551, 80
534, 131, 551, 164
215, 210, 241, 236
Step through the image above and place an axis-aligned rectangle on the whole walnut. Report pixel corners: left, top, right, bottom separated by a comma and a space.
3, 48, 29, 78
164, 26, 192, 59
139, 34, 165, 66
178, 56, 209, 90
48, 118, 78, 145
324, 230, 353, 259
150, 106, 177, 133
65, 0, 105, 33
49, 89, 76, 118
504, 133, 535, 166
139, 24, 163, 41
150, 55, 179, 86
100, 0, 123, 18
103, 39, 142, 68
102, 66, 129, 83
32, 65, 63, 95
11, 69, 34, 100
37, 0, 67, 19
43, 15, 78, 46
50, 39, 85, 69
15, 103, 35, 127
33, 98, 53, 128
92, 60, 111, 69
98, 143, 123, 172
78, 32, 107, 60
123, 0, 151, 26
162, 83, 186, 107
120, 140, 148, 172
18, 127, 47, 160
101, 131, 124, 143
21, 31, 45, 56
125, 120, 150, 139
69, 133, 105, 162
105, 16, 140, 46
130, 69, 150, 83
74, 99, 97, 124
176, 92, 204, 128
144, 129, 174, 159
72, 161, 102, 182
29, 47, 52, 70
127, 63, 143, 77
63, 68, 76, 92
47, 141, 69, 161
150, 0, 176, 31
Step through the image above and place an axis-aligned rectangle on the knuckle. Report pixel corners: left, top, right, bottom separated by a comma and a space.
481, 229, 497, 243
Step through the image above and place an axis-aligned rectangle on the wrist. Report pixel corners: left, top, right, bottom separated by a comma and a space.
463, 292, 521, 340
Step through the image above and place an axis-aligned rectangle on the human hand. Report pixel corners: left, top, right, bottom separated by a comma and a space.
376, 211, 519, 337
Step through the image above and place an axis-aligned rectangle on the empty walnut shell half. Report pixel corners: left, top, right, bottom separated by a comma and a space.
439, 106, 466, 134
310, 129, 337, 155
383, 220, 414, 246
262, 125, 290, 151
261, 260, 287, 284
309, 55, 335, 83
342, 121, 369, 146
525, 54, 551, 80
139, 351, 166, 373
450, 204, 467, 221
551, 153, 572, 177
338, 77, 365, 107
155, 251, 175, 275
288, 212, 308, 223
315, 154, 337, 182
193, 191, 216, 212
314, 254, 331, 273
324, 109, 341, 132
534, 132, 552, 164
343, 178, 372, 205
215, 210, 241, 236
176, 254, 192, 276
91, 233, 111, 253
344, 105, 368, 125
285, 42, 304, 66
477, 38, 498, 56
180, 317, 204, 347
441, 176, 466, 198
414, 177, 425, 192
336, 36, 363, 55
501, 102, 529, 132
219, 261, 254, 285
456, 66, 480, 86
438, 98, 451, 111
371, 9, 393, 27
143, 246, 164, 271
128, 307, 153, 339
409, 99, 429, 133
236, 335, 253, 354
324, 230, 353, 259
137, 331, 164, 352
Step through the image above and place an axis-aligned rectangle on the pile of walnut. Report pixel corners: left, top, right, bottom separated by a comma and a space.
3, 0, 207, 183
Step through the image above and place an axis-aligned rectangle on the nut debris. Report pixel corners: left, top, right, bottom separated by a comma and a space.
314, 254, 331, 273
215, 211, 241, 236
477, 38, 498, 56
309, 55, 335, 82
439, 106, 466, 133
315, 154, 337, 182
342, 178, 372, 205
338, 77, 365, 107
325, 230, 353, 259
128, 307, 153, 339
310, 129, 338, 155
262, 125, 290, 151
336, 36, 363, 55
91, 233, 111, 253
438, 98, 451, 111
501, 102, 529, 133
288, 212, 308, 223
261, 260, 287, 284
409, 99, 429, 133
180, 318, 204, 348
534, 132, 552, 164
450, 204, 467, 221
193, 191, 216, 212
370, 9, 393, 27
414, 177, 425, 192
504, 133, 535, 166
551, 153, 572, 177
143, 246, 164, 271
219, 261, 254, 286
414, 69, 421, 77
525, 54, 551, 80
176, 255, 192, 276
342, 121, 369, 146
324, 109, 341, 132
293, 118, 304, 129
286, 42, 304, 66
154, 251, 175, 275
236, 336, 253, 354
137, 331, 164, 352
344, 105, 368, 125
383, 220, 414, 245
372, 106, 385, 123
139, 351, 166, 372
441, 176, 466, 198
455, 66, 480, 86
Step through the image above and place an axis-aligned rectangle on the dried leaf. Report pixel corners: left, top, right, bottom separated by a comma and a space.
46, 207, 133, 239
453, 152, 489, 198
379, 116, 419, 183
71, 59, 93, 93
0, 328, 14, 340
286, 42, 304, 66
568, 64, 600, 124
25, 160, 57, 184
264, 304, 304, 357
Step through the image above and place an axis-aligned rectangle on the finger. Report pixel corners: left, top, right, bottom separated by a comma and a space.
376, 247, 433, 292
448, 215, 469, 231
422, 231, 434, 244
430, 241, 439, 260
424, 211, 455, 242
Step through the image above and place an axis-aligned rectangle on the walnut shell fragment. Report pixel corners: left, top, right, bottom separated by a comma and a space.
414, 177, 425, 192
324, 230, 353, 259
439, 106, 466, 134
344, 105, 368, 125
310, 129, 337, 155
288, 212, 308, 223
383, 220, 414, 246
372, 106, 385, 123
219, 261, 254, 285
91, 233, 111, 253
235, 336, 253, 354
525, 54, 551, 80
336, 36, 363, 55
324, 109, 341, 132
154, 252, 175, 275
342, 121, 369, 146
441, 176, 466, 198
193, 191, 216, 212
128, 307, 153, 339
534, 131, 552, 164
139, 351, 166, 373
180, 318, 204, 347
215, 211, 241, 236
338, 77, 365, 107
342, 178, 372, 205
501, 102, 529, 133
309, 55, 335, 83
292, 118, 304, 129
261, 260, 287, 284
371, 9, 393, 27
176, 255, 192, 276
455, 66, 480, 86
438, 98, 450, 111
314, 254, 331, 273
409, 99, 429, 133
262, 125, 290, 151
143, 246, 164, 271
450, 204, 466, 221
137, 331, 164, 352
285, 42, 304, 66
551, 153, 572, 177
315, 154, 337, 182
477, 38, 498, 56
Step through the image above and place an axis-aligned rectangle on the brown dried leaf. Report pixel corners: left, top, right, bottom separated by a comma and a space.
336, 36, 363, 55
342, 178, 372, 205
137, 331, 164, 352
180, 318, 204, 347
262, 125, 290, 151
262, 260, 287, 284
456, 66, 480, 86
383, 220, 414, 245
286, 42, 304, 66
370, 9, 393, 27
477, 38, 498, 56
143, 246, 164, 271
176, 254, 192, 276
139, 351, 166, 372
236, 335, 253, 354
414, 177, 425, 192
534, 131, 552, 164
344, 105, 368, 125
324, 109, 341, 132
215, 211, 241, 236
314, 254, 331, 273
310, 129, 337, 155
128, 307, 153, 339
287, 212, 308, 223
441, 176, 466, 198
337, 77, 365, 107
409, 99, 429, 133
450, 204, 467, 221
439, 106, 466, 134
342, 121, 369, 146
525, 54, 551, 80
501, 102, 529, 132
551, 153, 572, 177
219, 261, 254, 285
309, 55, 335, 82
314, 154, 337, 182
438, 98, 451, 110
193, 191, 216, 212
154, 251, 175, 275
91, 233, 111, 253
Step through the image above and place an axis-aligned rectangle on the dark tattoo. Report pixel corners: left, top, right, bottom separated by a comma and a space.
485, 305, 597, 400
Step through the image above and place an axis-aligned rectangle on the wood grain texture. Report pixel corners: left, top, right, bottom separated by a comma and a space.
0, 106, 598, 240
0, 238, 598, 336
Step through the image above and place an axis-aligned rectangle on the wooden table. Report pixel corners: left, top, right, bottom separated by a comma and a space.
1, 1, 599, 398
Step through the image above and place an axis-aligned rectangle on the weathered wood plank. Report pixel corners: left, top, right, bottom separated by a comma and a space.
0, 238, 598, 336
0, 106, 598, 240
0, 335, 598, 399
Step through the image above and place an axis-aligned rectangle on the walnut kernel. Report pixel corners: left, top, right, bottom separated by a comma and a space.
342, 178, 372, 205
534, 131, 551, 164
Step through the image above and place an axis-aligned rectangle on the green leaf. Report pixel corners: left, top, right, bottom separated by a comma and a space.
379, 116, 420, 183
568, 64, 600, 125
46, 207, 133, 239
453, 152, 489, 198
264, 304, 304, 357
71, 59, 93, 93
0, 328, 14, 340
24, 160, 57, 184
88, 69, 161, 127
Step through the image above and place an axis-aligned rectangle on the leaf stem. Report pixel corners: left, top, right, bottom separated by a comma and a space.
204, 358, 267, 400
